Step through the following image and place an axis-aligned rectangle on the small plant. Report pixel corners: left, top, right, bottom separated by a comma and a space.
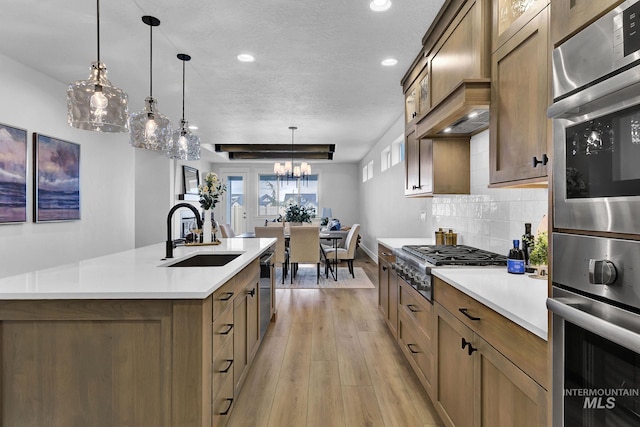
284, 204, 315, 223
528, 231, 548, 266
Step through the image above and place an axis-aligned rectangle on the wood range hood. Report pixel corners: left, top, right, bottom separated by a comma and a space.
416, 78, 491, 139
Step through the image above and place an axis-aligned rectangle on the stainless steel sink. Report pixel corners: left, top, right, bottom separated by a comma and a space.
166, 253, 241, 267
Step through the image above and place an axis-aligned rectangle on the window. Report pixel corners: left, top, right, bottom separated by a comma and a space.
368, 161, 374, 179
363, 165, 368, 182
258, 174, 319, 217
381, 146, 391, 172
392, 134, 404, 165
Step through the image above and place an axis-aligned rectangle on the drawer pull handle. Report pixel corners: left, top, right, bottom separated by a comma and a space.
247, 288, 256, 297
219, 292, 234, 301
382, 266, 387, 272
461, 337, 471, 350
218, 398, 234, 416
218, 359, 233, 373
218, 324, 233, 335
459, 308, 480, 321
407, 343, 420, 354
407, 304, 420, 313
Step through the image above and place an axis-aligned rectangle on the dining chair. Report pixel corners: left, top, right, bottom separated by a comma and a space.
323, 224, 360, 278
288, 226, 321, 284
266, 222, 284, 227
219, 223, 235, 238
254, 226, 289, 284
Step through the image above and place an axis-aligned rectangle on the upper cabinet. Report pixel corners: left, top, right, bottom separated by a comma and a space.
492, 0, 548, 51
402, 0, 492, 138
489, 4, 551, 187
551, 0, 624, 47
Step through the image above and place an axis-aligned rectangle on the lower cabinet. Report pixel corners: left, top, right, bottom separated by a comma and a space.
434, 303, 548, 427
233, 271, 260, 394
378, 244, 398, 338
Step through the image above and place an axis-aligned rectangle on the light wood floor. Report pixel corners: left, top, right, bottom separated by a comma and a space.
227, 251, 444, 427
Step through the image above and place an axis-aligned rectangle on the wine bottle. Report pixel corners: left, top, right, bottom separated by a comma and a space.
522, 223, 534, 268
507, 239, 525, 274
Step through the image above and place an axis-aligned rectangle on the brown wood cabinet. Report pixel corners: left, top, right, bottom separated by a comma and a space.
397, 281, 435, 397
434, 303, 548, 427
490, 6, 551, 187
492, 0, 549, 52
404, 136, 471, 197
551, 0, 623, 47
377, 243, 398, 338
233, 269, 260, 394
432, 277, 548, 427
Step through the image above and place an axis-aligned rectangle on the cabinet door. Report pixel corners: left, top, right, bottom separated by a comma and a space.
388, 270, 399, 339
246, 278, 260, 364
492, 0, 548, 51
419, 139, 434, 194
378, 258, 390, 318
405, 85, 418, 125
490, 6, 550, 186
551, 0, 622, 46
233, 293, 247, 393
477, 336, 548, 427
435, 304, 476, 427
405, 128, 421, 195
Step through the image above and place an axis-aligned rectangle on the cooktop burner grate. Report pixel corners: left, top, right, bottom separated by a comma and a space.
401, 245, 507, 266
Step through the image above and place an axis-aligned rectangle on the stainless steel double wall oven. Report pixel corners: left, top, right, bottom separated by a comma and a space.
548, 1, 640, 425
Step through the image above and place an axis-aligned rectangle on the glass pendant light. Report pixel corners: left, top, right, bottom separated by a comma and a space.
166, 54, 201, 160
67, 0, 129, 133
129, 16, 172, 150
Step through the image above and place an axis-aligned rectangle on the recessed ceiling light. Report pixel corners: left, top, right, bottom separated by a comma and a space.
381, 58, 398, 66
189, 125, 198, 130
237, 54, 255, 62
370, 0, 392, 12
443, 127, 452, 133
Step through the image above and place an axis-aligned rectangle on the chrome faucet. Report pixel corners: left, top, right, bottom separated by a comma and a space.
166, 203, 203, 259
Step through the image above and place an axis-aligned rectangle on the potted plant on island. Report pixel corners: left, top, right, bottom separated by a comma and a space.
198, 172, 227, 243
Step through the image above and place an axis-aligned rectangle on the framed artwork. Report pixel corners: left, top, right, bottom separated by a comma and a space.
33, 133, 80, 222
182, 165, 200, 195
0, 123, 28, 223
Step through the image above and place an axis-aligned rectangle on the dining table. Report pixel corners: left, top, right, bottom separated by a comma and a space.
236, 230, 345, 281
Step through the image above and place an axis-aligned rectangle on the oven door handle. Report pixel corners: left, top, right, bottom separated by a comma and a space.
547, 297, 640, 354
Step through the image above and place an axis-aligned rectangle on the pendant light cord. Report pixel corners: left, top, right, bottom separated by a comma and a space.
149, 24, 153, 97
181, 59, 186, 121
96, 0, 101, 63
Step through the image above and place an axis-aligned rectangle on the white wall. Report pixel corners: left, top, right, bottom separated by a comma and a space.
358, 115, 432, 258
0, 54, 136, 278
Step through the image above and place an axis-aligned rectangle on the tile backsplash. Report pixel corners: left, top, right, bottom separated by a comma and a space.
432, 131, 548, 255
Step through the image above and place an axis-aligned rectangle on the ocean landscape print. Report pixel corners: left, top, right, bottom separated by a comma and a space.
0, 123, 27, 223
34, 134, 80, 222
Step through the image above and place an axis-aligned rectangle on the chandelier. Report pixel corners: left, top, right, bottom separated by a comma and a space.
274, 126, 311, 182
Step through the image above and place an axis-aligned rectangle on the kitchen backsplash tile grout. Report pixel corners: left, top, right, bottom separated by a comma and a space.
432, 131, 548, 255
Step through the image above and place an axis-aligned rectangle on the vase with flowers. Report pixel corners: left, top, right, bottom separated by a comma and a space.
198, 172, 227, 243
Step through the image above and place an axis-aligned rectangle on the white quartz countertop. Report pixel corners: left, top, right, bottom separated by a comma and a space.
0, 238, 276, 300
377, 237, 434, 249
432, 267, 548, 341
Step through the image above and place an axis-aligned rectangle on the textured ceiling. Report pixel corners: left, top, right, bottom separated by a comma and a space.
0, 0, 445, 163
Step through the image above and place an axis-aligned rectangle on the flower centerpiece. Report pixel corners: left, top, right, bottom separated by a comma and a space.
198, 172, 227, 243
284, 204, 315, 223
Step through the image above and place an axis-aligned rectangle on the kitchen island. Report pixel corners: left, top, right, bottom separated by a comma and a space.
0, 238, 276, 427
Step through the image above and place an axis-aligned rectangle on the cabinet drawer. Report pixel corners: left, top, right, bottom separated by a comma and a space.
433, 277, 548, 388
213, 304, 234, 354
398, 310, 434, 395
212, 371, 234, 427
377, 244, 395, 264
213, 278, 235, 321
212, 335, 234, 399
399, 281, 434, 342
235, 259, 259, 293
